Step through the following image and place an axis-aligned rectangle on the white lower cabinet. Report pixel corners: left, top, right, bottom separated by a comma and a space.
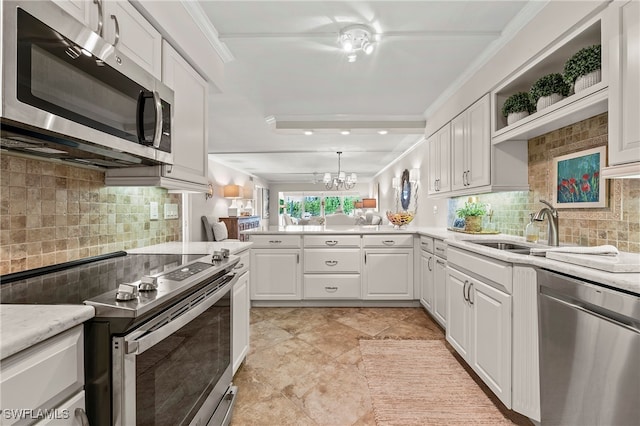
232, 249, 250, 374
420, 250, 434, 312
33, 391, 87, 426
433, 255, 447, 327
446, 256, 512, 408
363, 248, 413, 299
250, 249, 301, 300
1, 326, 86, 426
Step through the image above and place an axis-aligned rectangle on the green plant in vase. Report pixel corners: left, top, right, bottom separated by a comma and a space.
456, 201, 487, 232
564, 44, 601, 93
502, 91, 535, 125
530, 73, 570, 111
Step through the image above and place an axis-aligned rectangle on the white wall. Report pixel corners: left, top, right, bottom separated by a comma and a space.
187, 157, 268, 241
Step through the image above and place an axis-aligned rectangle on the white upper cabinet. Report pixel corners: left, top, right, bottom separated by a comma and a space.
451, 94, 491, 191
160, 41, 209, 187
54, 0, 161, 79
100, 1, 162, 79
427, 123, 451, 195
604, 0, 640, 176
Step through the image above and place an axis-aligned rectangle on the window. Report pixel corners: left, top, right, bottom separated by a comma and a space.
279, 191, 365, 220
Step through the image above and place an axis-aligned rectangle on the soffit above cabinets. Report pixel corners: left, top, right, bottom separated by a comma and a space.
194, 1, 538, 184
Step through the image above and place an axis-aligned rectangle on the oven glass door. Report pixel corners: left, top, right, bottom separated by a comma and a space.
117, 280, 232, 426
16, 8, 169, 148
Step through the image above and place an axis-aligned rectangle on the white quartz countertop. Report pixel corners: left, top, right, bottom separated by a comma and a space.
126, 241, 252, 255
0, 305, 94, 360
242, 225, 457, 236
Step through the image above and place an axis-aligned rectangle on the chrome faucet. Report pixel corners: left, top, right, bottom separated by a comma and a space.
533, 199, 559, 246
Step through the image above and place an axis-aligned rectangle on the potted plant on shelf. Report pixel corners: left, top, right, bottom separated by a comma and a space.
564, 44, 601, 93
502, 91, 535, 125
456, 201, 487, 233
530, 73, 570, 111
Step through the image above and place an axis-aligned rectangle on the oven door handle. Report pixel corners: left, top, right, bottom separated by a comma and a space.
126, 272, 238, 355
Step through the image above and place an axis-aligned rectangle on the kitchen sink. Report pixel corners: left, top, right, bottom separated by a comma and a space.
466, 240, 532, 254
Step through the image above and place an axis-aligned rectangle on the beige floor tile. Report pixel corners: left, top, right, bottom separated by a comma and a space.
266, 307, 332, 335
334, 310, 396, 336
296, 320, 364, 358
248, 318, 293, 355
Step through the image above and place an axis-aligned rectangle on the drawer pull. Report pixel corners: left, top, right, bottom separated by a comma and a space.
269, 240, 282, 244
75, 408, 90, 426
435, 247, 445, 252
382, 240, 396, 245
325, 240, 338, 246
234, 263, 245, 270
325, 260, 338, 266
324, 286, 338, 292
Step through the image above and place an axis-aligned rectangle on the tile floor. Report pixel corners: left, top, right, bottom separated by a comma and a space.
231, 307, 530, 425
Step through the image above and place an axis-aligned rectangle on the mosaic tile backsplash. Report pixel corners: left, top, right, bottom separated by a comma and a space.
0, 154, 182, 274
449, 113, 640, 253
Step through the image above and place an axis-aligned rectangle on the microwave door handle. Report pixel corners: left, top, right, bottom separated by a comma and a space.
135, 90, 147, 144
152, 91, 163, 149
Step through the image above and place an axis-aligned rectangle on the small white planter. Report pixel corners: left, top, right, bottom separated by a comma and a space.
507, 110, 530, 125
574, 69, 601, 93
537, 93, 564, 111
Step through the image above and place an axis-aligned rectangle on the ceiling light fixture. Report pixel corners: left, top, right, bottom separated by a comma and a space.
304, 130, 314, 135
340, 130, 351, 135
339, 24, 377, 62
323, 151, 357, 190
377, 130, 388, 135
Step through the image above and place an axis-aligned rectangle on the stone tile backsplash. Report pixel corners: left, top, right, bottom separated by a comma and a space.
0, 154, 182, 274
449, 113, 640, 253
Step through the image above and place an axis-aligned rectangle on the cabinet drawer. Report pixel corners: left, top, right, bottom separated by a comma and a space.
34, 390, 86, 426
420, 236, 434, 253
448, 247, 512, 293
304, 275, 361, 299
1, 326, 83, 423
304, 235, 361, 248
304, 249, 361, 273
434, 239, 447, 259
247, 235, 301, 248
233, 249, 250, 276
363, 234, 413, 247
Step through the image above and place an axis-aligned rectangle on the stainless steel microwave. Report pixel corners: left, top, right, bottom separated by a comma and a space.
1, 1, 173, 168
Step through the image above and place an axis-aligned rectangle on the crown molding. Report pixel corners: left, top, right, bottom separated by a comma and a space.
180, 1, 235, 63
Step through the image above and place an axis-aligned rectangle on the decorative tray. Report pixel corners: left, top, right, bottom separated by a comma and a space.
447, 227, 500, 235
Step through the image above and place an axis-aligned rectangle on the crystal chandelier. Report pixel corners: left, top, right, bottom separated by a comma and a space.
324, 152, 357, 190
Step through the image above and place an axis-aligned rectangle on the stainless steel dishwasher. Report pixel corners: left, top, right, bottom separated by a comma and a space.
538, 269, 640, 425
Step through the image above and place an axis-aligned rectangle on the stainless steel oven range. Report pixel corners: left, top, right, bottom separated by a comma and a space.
1, 251, 239, 426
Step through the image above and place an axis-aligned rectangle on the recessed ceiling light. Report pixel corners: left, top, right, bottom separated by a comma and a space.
341, 130, 351, 135
304, 130, 313, 135
378, 130, 389, 135
347, 53, 357, 63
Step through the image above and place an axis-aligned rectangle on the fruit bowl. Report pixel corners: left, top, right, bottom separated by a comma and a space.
386, 211, 415, 228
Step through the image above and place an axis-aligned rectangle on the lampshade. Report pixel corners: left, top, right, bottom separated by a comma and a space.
223, 184, 241, 198
362, 198, 377, 208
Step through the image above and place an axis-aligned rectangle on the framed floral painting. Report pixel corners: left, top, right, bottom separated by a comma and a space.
552, 146, 606, 208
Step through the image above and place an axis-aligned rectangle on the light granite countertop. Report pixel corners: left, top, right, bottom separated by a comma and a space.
0, 305, 94, 360
126, 241, 252, 255
243, 225, 640, 294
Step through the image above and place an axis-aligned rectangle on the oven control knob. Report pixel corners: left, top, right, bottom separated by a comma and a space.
116, 284, 139, 301
138, 275, 158, 291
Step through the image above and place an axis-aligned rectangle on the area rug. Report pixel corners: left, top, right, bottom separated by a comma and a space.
359, 339, 515, 425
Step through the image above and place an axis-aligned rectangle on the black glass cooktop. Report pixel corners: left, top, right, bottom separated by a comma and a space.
0, 252, 205, 305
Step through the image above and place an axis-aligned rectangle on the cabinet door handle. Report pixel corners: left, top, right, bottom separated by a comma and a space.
296, 253, 300, 264
468, 282, 474, 305
94, 0, 104, 37
325, 240, 338, 246
364, 253, 367, 264
463, 280, 469, 302
269, 240, 282, 244
427, 256, 433, 271
75, 408, 90, 426
382, 240, 395, 245
234, 263, 245, 270
110, 14, 120, 47
324, 286, 338, 292
325, 260, 338, 266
